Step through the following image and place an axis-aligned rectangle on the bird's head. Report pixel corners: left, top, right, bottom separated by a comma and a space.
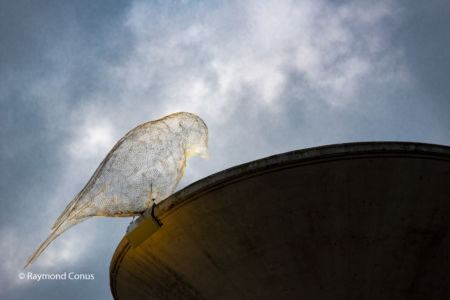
177, 112, 210, 160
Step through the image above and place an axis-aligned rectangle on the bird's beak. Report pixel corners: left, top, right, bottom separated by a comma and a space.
200, 148, 210, 160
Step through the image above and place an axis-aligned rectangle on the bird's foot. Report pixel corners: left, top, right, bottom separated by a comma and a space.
150, 200, 163, 226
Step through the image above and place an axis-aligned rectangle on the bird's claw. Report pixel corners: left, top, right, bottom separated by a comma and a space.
150, 200, 163, 226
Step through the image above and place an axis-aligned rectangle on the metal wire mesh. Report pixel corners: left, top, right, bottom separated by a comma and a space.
25, 112, 209, 268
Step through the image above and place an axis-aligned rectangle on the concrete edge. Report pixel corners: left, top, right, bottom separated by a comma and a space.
110, 141, 450, 299
153, 141, 450, 220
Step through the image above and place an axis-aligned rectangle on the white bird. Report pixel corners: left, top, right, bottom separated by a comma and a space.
25, 112, 209, 269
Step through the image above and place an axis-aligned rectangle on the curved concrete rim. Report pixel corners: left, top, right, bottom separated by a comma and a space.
111, 141, 450, 299
152, 141, 450, 220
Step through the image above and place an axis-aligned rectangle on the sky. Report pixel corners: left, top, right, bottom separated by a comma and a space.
0, 0, 449, 299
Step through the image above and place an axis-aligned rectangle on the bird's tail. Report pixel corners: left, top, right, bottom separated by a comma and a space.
51, 192, 82, 231
24, 218, 86, 269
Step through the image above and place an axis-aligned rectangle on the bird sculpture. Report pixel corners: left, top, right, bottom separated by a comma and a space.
25, 112, 209, 269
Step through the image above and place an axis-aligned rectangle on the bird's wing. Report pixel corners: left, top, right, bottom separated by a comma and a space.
26, 124, 154, 269
51, 125, 145, 230
25, 114, 202, 269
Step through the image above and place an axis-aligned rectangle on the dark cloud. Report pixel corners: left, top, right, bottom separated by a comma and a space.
390, 0, 450, 138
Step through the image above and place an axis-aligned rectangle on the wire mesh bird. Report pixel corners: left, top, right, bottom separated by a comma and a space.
25, 112, 209, 269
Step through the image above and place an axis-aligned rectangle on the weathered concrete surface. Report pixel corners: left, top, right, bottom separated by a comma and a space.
110, 142, 450, 299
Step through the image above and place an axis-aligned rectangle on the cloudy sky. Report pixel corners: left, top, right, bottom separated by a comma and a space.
1, 0, 449, 298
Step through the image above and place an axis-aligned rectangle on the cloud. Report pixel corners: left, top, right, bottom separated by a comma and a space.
7, 0, 409, 271
17, 0, 406, 174
67, 118, 115, 160
59, 0, 410, 200
111, 0, 406, 116
2, 1, 430, 299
